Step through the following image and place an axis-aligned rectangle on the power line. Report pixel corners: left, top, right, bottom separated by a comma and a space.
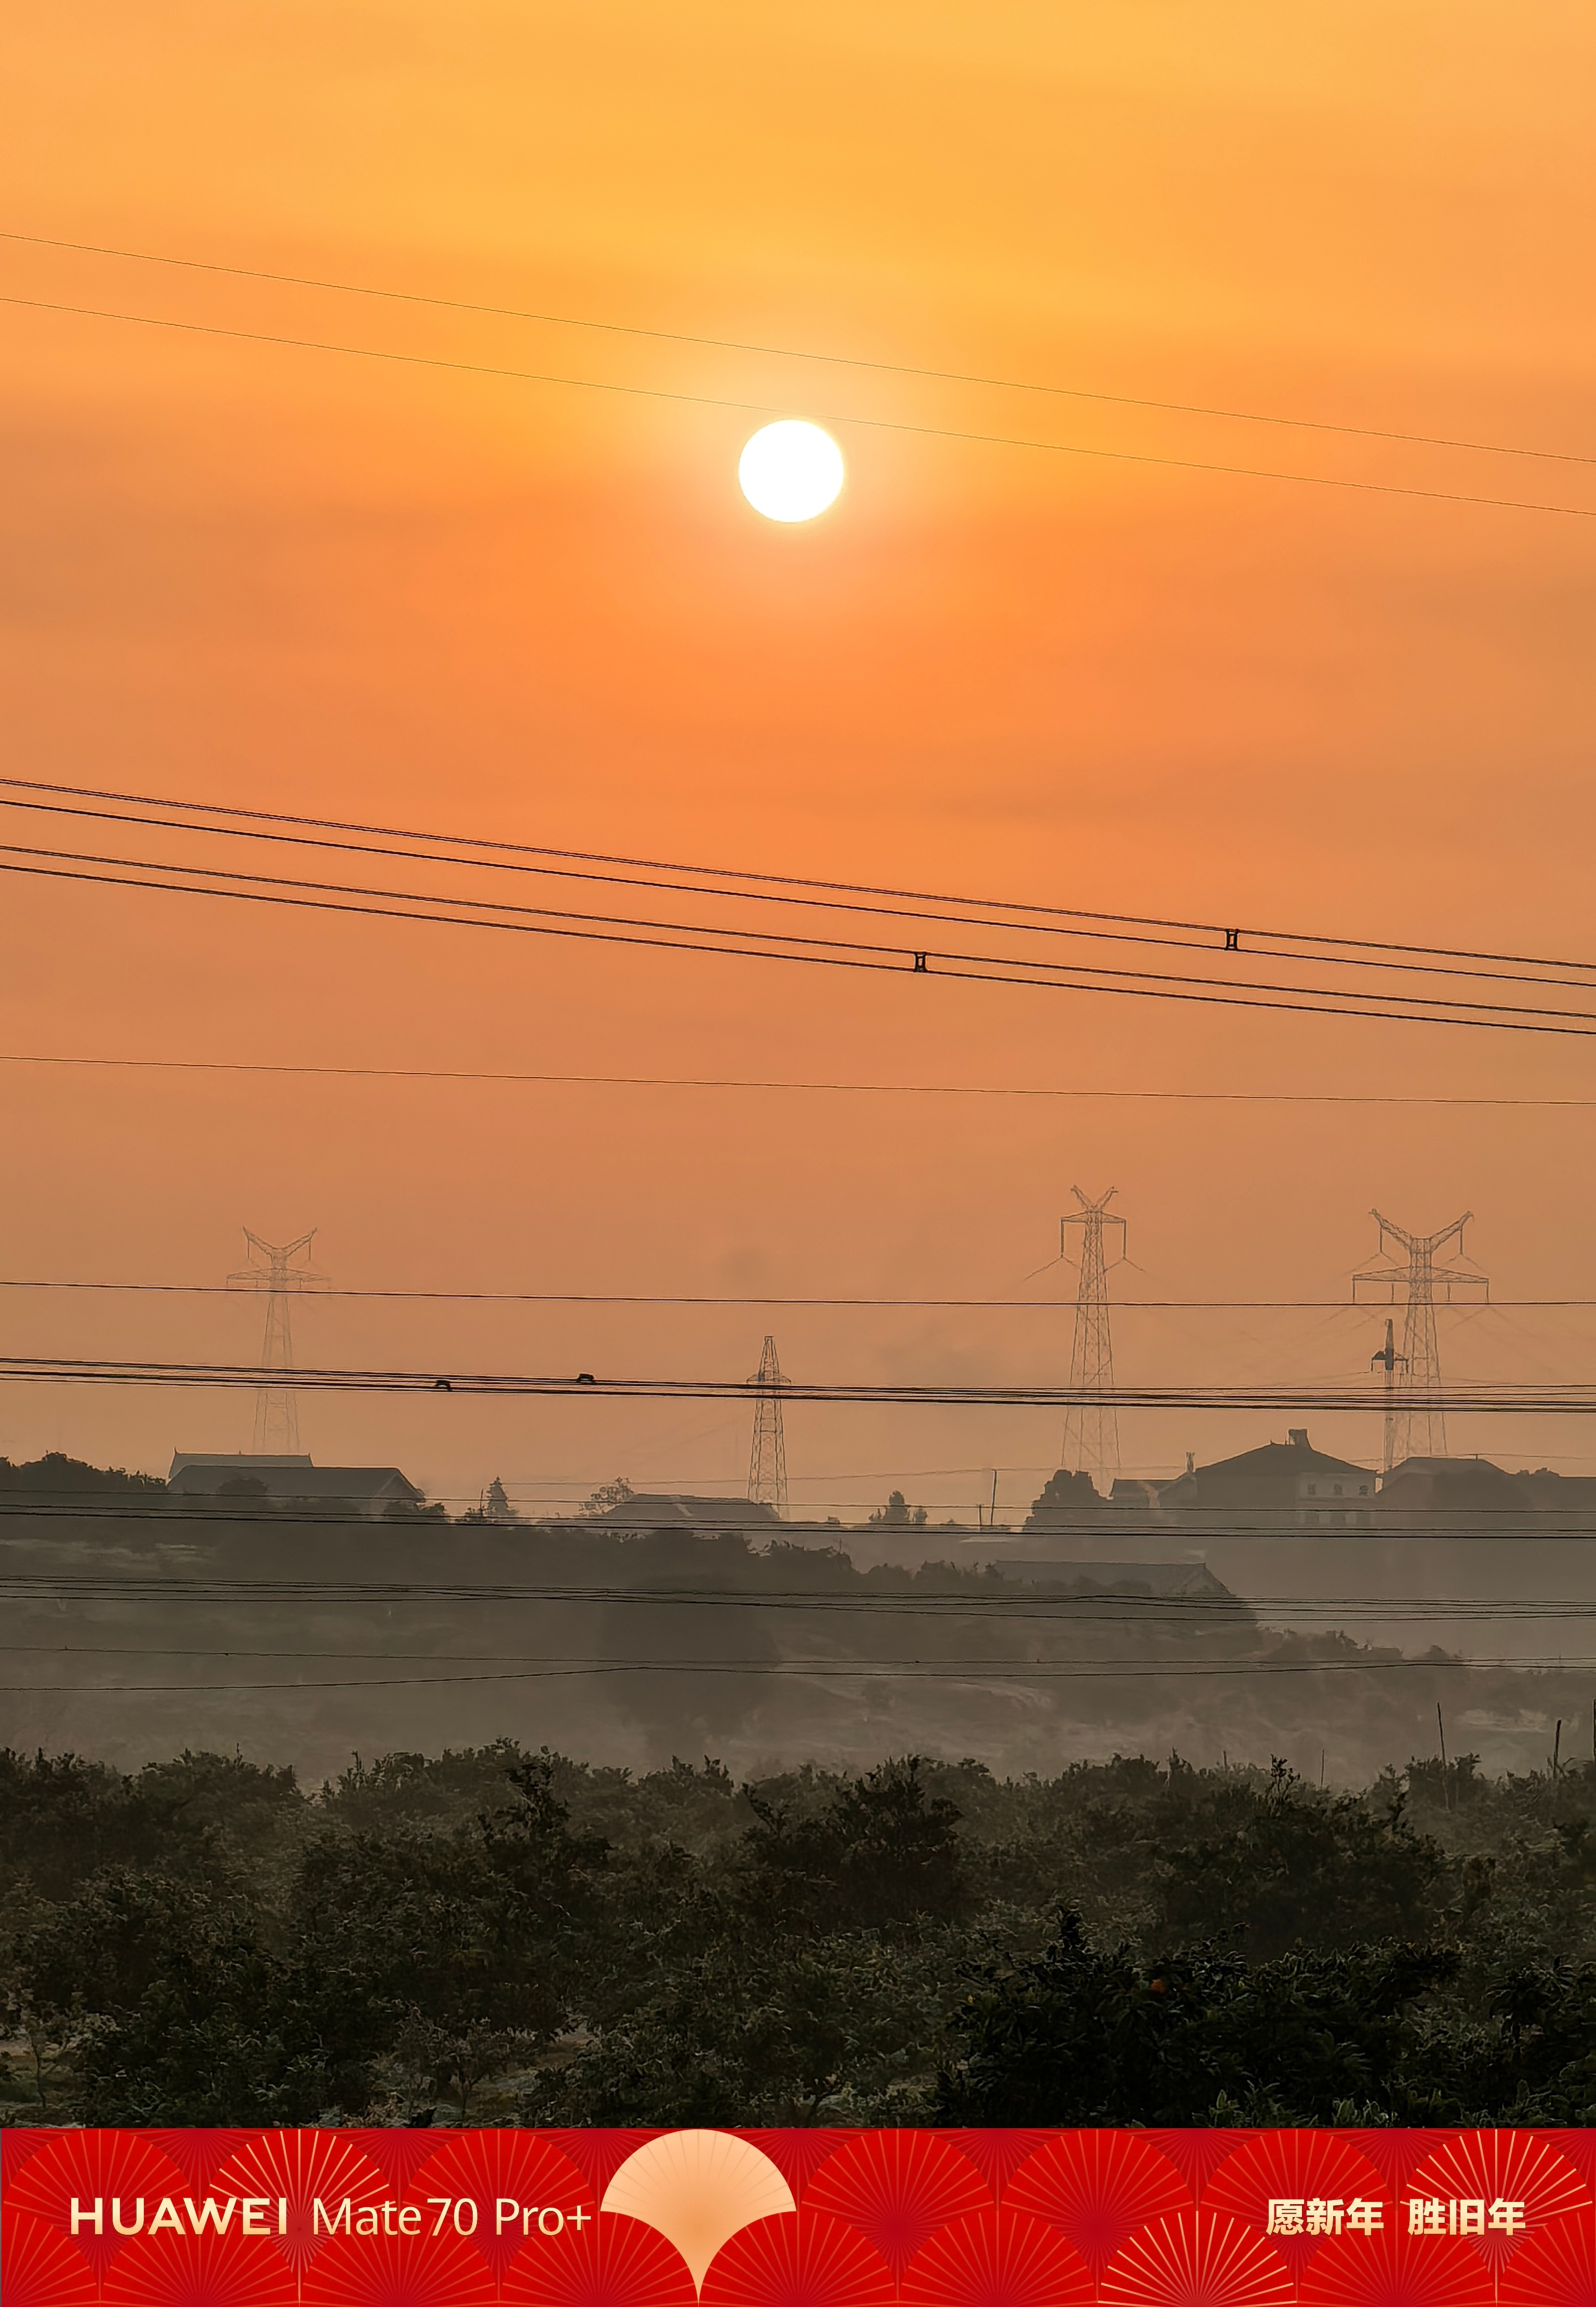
8, 227, 1594, 471
6, 779, 1596, 1035
8, 1524, 1596, 1549
5, 1276, 1594, 1308
19, 789, 1595, 996
6, 774, 1591, 983
12, 791, 1596, 1001
6, 1652, 1593, 1695
5, 1351, 1596, 1410
9, 846, 1596, 1041
11, 1505, 1596, 1538
12, 1571, 1596, 1608
3, 290, 1593, 523
36, 818, 1518, 989
13, 1592, 1596, 1627
0, 1047, 1592, 1110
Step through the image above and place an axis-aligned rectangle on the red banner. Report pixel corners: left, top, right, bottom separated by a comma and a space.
5, 2126, 1596, 2305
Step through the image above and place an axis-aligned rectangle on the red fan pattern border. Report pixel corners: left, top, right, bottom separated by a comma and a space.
7, 2129, 1596, 2303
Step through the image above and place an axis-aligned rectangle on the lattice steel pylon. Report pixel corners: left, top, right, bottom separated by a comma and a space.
1058, 1186, 1127, 1492
228, 1229, 328, 1453
1354, 1210, 1487, 1464
747, 1334, 789, 1516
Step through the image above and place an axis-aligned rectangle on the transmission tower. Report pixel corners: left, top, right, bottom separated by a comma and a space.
1058, 1186, 1127, 1491
1354, 1210, 1487, 1464
747, 1334, 789, 1516
228, 1229, 328, 1453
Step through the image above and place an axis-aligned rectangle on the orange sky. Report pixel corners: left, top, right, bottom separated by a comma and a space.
2, 1, 1595, 1512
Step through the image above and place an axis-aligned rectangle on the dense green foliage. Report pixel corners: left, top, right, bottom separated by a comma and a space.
6, 1739, 1596, 2125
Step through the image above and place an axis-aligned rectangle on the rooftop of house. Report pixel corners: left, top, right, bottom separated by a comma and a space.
1180, 1430, 1372, 1486
583, 1492, 781, 1529
168, 1453, 421, 1503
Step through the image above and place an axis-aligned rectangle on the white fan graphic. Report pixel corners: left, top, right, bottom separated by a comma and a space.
601, 2130, 797, 2293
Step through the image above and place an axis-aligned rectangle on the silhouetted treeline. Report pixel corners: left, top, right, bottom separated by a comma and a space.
0, 1453, 164, 1501
6, 1738, 1596, 2126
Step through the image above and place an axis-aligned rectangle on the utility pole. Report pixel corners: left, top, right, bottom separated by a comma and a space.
1059, 1186, 1127, 1493
1371, 1316, 1408, 1478
228, 1230, 328, 1453
747, 1334, 789, 1517
1354, 1211, 1487, 1464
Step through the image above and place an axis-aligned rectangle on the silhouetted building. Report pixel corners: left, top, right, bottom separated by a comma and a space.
1519, 1467, 1596, 1526
168, 1452, 423, 1518
1155, 1428, 1375, 1529
1107, 1476, 1169, 1514
584, 1492, 781, 1533
1375, 1455, 1596, 1534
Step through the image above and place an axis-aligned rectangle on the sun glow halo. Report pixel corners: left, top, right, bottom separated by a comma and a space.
738, 421, 844, 523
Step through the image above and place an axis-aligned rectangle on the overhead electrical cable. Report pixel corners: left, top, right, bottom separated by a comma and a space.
6, 773, 1592, 982
19, 848, 1596, 1038
7, 1653, 1595, 1694
9, 830, 1596, 1019
5, 226, 1593, 469
0, 1048, 1592, 1110
1, 291, 1592, 522
5, 788, 1594, 995
1, 1276, 1592, 1309
10, 1508, 1593, 1539
7, 1589, 1596, 1619
6, 784, 1596, 1036
4, 1351, 1596, 1411
37, 828, 1557, 1001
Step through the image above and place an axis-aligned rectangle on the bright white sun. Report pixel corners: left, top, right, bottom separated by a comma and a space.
738, 421, 844, 522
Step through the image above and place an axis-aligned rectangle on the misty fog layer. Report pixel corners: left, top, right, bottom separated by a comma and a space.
4, 1481, 1588, 1786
